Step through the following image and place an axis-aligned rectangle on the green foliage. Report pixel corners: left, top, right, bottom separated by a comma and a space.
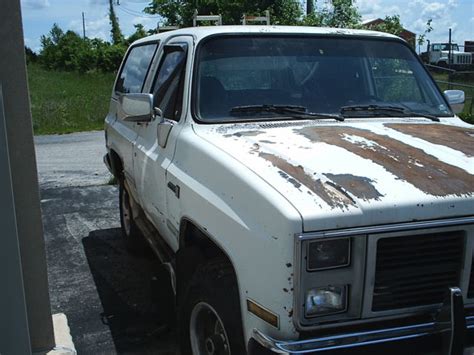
327, 0, 361, 28
126, 24, 148, 45
368, 15, 404, 36
27, 63, 115, 134
144, 0, 301, 26
417, 19, 433, 47
301, 0, 361, 28
25, 46, 38, 64
39, 23, 126, 73
109, 0, 124, 44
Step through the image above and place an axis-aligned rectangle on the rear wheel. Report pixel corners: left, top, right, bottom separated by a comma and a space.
119, 180, 145, 252
179, 259, 246, 355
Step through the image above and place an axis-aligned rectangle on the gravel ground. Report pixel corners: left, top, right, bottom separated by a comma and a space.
35, 131, 111, 189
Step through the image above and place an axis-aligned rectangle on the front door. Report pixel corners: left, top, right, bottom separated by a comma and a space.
133, 36, 191, 250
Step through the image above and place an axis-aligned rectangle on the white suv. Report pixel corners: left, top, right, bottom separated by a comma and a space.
104, 26, 474, 354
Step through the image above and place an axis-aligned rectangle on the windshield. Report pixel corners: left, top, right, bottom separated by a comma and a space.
194, 36, 451, 122
433, 43, 460, 51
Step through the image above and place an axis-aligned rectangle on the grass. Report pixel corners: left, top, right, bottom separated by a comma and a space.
27, 63, 116, 135
27, 64, 473, 135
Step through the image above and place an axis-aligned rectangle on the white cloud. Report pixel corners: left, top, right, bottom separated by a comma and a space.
21, 0, 50, 10
131, 16, 156, 30
356, 0, 382, 18
69, 15, 110, 41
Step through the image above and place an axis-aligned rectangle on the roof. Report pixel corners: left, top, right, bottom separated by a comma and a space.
133, 25, 400, 46
362, 18, 415, 36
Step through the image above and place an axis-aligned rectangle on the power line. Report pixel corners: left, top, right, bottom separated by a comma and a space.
116, 5, 160, 18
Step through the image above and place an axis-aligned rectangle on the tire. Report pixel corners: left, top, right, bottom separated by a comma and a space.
119, 180, 145, 252
179, 258, 246, 355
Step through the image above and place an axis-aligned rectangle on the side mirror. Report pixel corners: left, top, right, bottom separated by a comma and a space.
444, 90, 465, 114
118, 93, 154, 122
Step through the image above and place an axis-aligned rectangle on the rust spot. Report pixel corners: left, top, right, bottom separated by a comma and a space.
298, 126, 474, 197
386, 124, 474, 157
259, 152, 354, 208
325, 174, 382, 201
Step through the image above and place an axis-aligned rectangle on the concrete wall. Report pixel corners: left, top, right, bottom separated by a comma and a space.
0, 0, 55, 352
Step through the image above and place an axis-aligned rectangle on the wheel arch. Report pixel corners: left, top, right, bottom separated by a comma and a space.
108, 148, 124, 179
176, 217, 240, 304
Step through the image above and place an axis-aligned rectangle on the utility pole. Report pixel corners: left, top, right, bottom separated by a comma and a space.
448, 28, 452, 69
307, 0, 315, 15
82, 12, 86, 39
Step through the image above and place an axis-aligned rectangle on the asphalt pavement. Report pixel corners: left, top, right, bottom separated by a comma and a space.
35, 131, 176, 354
35, 131, 473, 355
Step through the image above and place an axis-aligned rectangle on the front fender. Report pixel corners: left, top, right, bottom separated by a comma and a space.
167, 125, 302, 343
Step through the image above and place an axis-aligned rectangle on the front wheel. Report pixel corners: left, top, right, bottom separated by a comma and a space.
119, 180, 145, 252
179, 259, 246, 355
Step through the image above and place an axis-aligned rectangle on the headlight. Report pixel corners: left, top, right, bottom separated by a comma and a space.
307, 238, 350, 271
305, 285, 348, 317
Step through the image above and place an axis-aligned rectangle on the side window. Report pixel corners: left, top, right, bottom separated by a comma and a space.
152, 44, 188, 121
115, 43, 158, 94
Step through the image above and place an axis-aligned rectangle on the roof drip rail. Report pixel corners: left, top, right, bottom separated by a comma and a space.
242, 10, 270, 25
192, 10, 222, 27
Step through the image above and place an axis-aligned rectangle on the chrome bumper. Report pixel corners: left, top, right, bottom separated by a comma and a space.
253, 317, 474, 354
252, 288, 473, 354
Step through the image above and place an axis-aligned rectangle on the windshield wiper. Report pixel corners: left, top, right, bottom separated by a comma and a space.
340, 104, 440, 122
230, 105, 344, 122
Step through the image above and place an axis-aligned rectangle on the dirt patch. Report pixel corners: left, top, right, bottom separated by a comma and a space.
386, 123, 474, 157
259, 152, 354, 208
298, 126, 474, 197
325, 174, 382, 201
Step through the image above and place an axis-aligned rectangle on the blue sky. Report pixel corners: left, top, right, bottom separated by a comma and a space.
21, 0, 473, 53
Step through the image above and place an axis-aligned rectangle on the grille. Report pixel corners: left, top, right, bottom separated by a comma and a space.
372, 231, 464, 312
469, 260, 474, 299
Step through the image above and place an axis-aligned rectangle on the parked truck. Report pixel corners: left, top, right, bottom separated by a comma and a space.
421, 42, 473, 69
104, 26, 474, 354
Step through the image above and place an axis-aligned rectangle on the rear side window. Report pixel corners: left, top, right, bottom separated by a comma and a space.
115, 43, 158, 94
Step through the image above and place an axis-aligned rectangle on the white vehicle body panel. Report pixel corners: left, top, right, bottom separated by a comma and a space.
104, 26, 474, 350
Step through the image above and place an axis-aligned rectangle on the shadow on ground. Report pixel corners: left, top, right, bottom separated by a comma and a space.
41, 185, 177, 354
82, 228, 175, 354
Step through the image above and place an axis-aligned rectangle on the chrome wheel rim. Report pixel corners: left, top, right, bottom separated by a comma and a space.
121, 186, 131, 236
190, 302, 231, 355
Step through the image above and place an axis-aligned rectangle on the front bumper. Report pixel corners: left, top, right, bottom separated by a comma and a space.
250, 288, 474, 354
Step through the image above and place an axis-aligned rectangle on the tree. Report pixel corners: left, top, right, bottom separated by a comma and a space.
366, 15, 404, 36
144, 0, 302, 26
325, 0, 361, 28
109, 0, 124, 44
25, 46, 38, 64
417, 19, 433, 48
127, 24, 148, 44
302, 0, 361, 28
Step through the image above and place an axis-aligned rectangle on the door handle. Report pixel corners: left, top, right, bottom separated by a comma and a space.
167, 181, 180, 198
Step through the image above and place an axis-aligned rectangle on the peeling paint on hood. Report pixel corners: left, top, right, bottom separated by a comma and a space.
194, 119, 474, 231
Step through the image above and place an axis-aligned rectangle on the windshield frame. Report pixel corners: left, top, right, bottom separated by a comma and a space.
191, 33, 453, 124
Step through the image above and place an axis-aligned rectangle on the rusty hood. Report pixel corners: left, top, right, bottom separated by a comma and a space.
193, 119, 474, 231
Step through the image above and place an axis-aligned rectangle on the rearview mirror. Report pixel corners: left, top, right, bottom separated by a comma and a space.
118, 93, 154, 122
444, 90, 465, 114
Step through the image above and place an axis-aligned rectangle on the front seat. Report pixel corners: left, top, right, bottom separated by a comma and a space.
199, 76, 228, 119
